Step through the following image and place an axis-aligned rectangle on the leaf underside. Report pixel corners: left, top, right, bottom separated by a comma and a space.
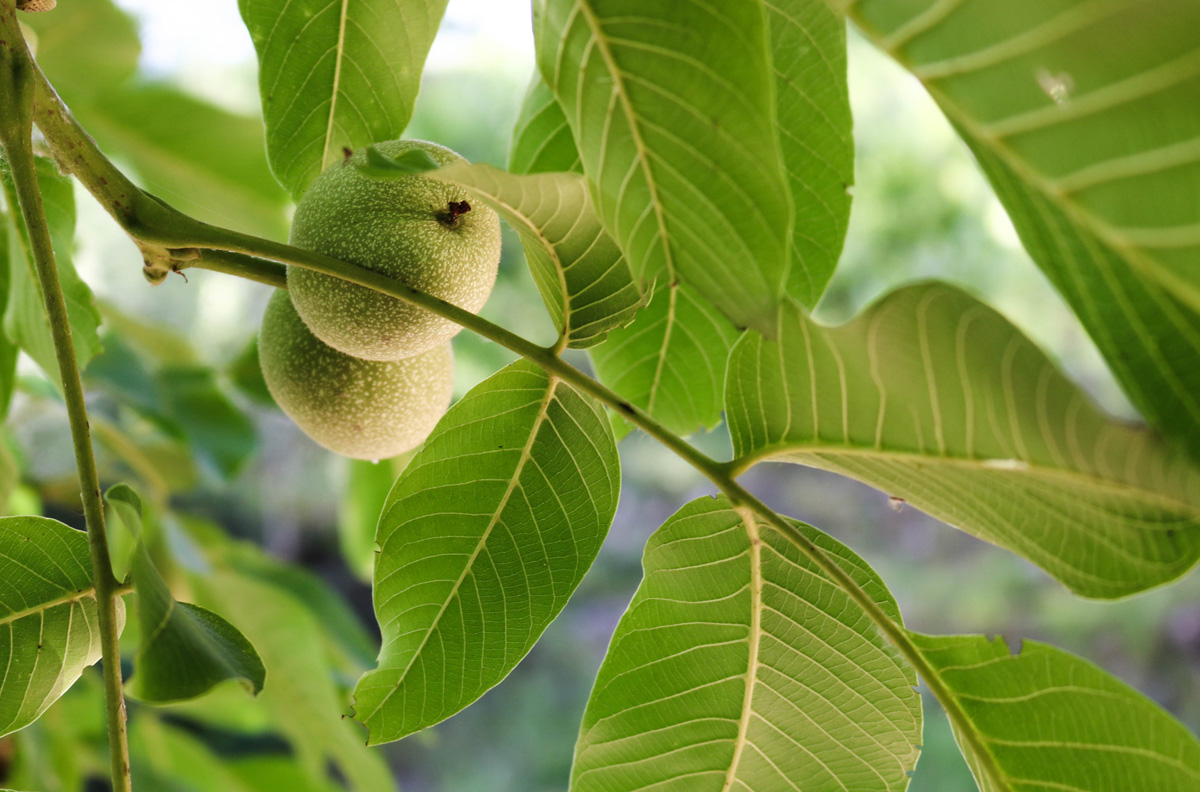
536, 0, 793, 335
573, 497, 920, 792
355, 360, 619, 744
240, 0, 450, 198
727, 283, 1200, 598
431, 163, 643, 348
843, 0, 1200, 461
911, 632, 1200, 792
0, 516, 120, 738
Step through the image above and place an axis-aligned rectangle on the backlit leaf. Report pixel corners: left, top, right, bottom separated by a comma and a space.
910, 632, 1200, 792
240, 0, 451, 198
842, 0, 1200, 459
536, 0, 793, 335
0, 516, 121, 737
355, 360, 620, 744
573, 497, 920, 791
431, 162, 643, 348
727, 283, 1200, 598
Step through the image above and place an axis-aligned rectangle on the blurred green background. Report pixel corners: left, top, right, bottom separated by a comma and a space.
1, 1, 1197, 791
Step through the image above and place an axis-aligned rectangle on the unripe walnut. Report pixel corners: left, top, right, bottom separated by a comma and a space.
287, 139, 501, 361
258, 290, 453, 460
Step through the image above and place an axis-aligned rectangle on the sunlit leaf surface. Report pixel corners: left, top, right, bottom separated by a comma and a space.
590, 282, 739, 437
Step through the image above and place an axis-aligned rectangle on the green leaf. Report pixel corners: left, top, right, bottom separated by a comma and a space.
240, 0, 451, 198
106, 485, 265, 703
187, 539, 395, 792
842, 0, 1200, 459
431, 162, 644, 348
573, 496, 920, 791
770, 0, 854, 306
156, 366, 257, 479
0, 516, 121, 737
536, 0, 793, 335
909, 632, 1200, 792
355, 359, 620, 744
356, 145, 441, 178
20, 0, 140, 103
726, 283, 1200, 598
590, 282, 740, 437
76, 84, 289, 241
2, 157, 103, 382
508, 72, 583, 175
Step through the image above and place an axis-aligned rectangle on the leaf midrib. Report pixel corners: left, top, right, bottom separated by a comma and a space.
0, 587, 96, 627
732, 443, 1200, 513
574, 0, 674, 283
362, 377, 561, 726
721, 507, 763, 792
322, 0, 352, 174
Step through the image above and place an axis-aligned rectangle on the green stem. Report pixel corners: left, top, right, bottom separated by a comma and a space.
0, 9, 133, 791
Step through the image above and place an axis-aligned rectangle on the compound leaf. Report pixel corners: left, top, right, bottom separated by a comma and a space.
0, 516, 121, 737
536, 0, 793, 335
573, 496, 920, 791
727, 283, 1200, 598
355, 360, 619, 744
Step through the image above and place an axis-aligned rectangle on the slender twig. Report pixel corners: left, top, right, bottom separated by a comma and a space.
19, 28, 999, 781
0, 6, 133, 790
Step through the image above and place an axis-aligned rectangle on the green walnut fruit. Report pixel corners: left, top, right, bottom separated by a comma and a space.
259, 289, 454, 460
287, 139, 501, 361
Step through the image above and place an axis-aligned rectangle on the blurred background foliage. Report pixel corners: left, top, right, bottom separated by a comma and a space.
0, 1, 1196, 791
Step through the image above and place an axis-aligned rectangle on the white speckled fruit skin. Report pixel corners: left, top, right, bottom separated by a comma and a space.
259, 290, 454, 460
288, 139, 501, 361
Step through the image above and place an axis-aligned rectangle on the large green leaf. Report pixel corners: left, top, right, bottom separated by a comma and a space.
0, 516, 122, 737
508, 72, 583, 176
431, 162, 643, 348
106, 485, 265, 703
240, 0, 451, 198
771, 0, 854, 306
2, 157, 102, 381
909, 632, 1200, 792
841, 0, 1200, 459
590, 281, 739, 437
726, 283, 1200, 598
573, 497, 920, 791
535, 0, 793, 335
355, 359, 620, 744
